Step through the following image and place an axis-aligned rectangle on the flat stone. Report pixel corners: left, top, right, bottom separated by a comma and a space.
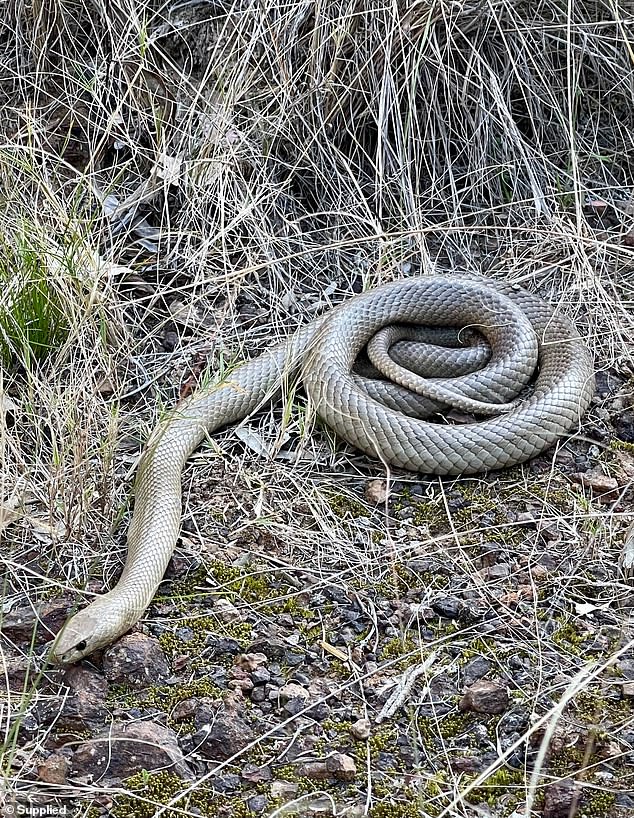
71, 721, 192, 783
459, 679, 509, 715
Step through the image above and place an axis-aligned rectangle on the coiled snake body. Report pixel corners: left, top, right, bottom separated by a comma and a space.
52, 275, 594, 664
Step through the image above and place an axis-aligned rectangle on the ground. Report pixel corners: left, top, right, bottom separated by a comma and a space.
1, 2, 634, 818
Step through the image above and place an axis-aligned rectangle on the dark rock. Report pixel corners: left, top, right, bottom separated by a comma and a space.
463, 657, 491, 687
206, 636, 242, 656
432, 597, 464, 620
251, 667, 271, 685
2, 600, 70, 646
459, 680, 509, 715
192, 708, 255, 760
247, 638, 288, 661
241, 763, 272, 784
71, 721, 192, 783
614, 410, 634, 443
37, 665, 108, 732
213, 773, 242, 792
102, 633, 169, 687
247, 795, 268, 814
542, 778, 580, 818
251, 687, 266, 703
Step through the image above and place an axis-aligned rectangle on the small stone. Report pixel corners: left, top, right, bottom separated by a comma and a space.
365, 479, 388, 504
326, 753, 357, 781
351, 718, 371, 740
542, 778, 578, 818
103, 633, 170, 688
463, 657, 491, 687
270, 781, 299, 800
530, 564, 549, 582
432, 596, 464, 620
241, 763, 272, 784
247, 795, 268, 814
193, 708, 255, 760
251, 667, 271, 685
570, 469, 619, 501
486, 563, 511, 579
37, 753, 69, 785
459, 679, 509, 715
296, 760, 329, 780
238, 652, 268, 671
622, 681, 634, 697
278, 683, 310, 704
214, 598, 241, 623
251, 686, 266, 703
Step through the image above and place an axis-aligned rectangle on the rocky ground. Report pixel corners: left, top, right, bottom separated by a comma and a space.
3, 360, 634, 817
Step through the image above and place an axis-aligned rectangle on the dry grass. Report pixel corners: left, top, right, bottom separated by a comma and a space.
1, 0, 633, 816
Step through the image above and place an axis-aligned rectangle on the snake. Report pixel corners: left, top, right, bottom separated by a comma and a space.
51, 274, 595, 664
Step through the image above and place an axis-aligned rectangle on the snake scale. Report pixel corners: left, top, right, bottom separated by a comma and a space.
51, 275, 595, 664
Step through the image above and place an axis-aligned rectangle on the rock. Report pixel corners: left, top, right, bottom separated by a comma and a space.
192, 708, 255, 760
622, 681, 634, 697
463, 657, 491, 687
326, 753, 357, 781
486, 563, 511, 579
37, 753, 69, 784
2, 600, 70, 646
241, 763, 272, 784
278, 683, 310, 704
530, 564, 549, 582
37, 665, 108, 732
432, 596, 464, 620
542, 778, 579, 818
251, 667, 271, 685
247, 638, 289, 661
102, 633, 169, 687
238, 652, 268, 671
351, 718, 371, 740
206, 636, 242, 656
365, 479, 388, 504
247, 795, 268, 814
270, 781, 299, 800
214, 598, 241, 622
570, 469, 619, 501
296, 753, 356, 782
71, 721, 192, 783
459, 680, 509, 715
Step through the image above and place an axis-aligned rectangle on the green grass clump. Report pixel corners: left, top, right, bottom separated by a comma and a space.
0, 226, 74, 367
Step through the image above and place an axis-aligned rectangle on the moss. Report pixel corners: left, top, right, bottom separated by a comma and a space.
112, 769, 264, 818
158, 615, 252, 659
583, 789, 616, 816
326, 491, 368, 519
380, 636, 421, 670
465, 767, 525, 808
552, 618, 588, 655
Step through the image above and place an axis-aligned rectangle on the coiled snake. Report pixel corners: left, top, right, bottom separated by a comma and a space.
51, 275, 595, 664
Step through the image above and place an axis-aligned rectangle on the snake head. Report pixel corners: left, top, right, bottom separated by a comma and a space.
49, 595, 132, 665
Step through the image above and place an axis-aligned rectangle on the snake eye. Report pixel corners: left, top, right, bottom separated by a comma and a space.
75, 640, 87, 652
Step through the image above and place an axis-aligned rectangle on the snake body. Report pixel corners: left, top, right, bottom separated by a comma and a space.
52, 275, 594, 664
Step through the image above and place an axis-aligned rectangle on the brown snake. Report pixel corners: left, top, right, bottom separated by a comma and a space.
51, 275, 595, 664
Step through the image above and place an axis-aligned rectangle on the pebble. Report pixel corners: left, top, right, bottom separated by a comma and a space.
459, 679, 509, 715
351, 718, 371, 740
